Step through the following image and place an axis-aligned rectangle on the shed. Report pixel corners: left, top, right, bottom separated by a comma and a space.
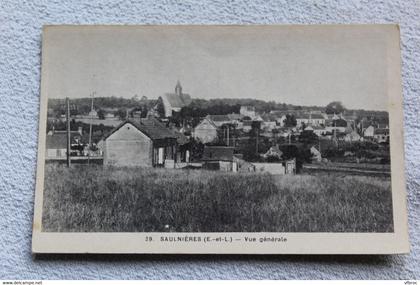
102, 118, 177, 167
201, 146, 237, 172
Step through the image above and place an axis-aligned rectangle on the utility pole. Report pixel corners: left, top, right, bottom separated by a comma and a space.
226, 125, 230, 146
66, 97, 71, 167
88, 92, 95, 165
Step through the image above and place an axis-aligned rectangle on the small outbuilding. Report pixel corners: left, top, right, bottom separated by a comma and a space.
102, 118, 178, 167
201, 146, 237, 172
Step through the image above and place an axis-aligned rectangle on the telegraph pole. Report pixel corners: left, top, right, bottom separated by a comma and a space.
66, 97, 71, 167
226, 125, 230, 146
88, 92, 95, 165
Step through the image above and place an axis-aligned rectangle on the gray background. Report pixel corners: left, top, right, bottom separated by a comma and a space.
0, 0, 419, 279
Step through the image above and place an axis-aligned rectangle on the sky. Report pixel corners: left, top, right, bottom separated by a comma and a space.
43, 25, 394, 111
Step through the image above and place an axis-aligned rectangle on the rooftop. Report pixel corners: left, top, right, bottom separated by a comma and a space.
104, 118, 177, 141
206, 114, 231, 122
202, 146, 235, 162
162, 93, 192, 108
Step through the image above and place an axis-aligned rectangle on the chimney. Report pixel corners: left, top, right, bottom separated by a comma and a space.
78, 126, 83, 135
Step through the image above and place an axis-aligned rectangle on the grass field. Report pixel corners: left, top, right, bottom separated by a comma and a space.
42, 164, 394, 232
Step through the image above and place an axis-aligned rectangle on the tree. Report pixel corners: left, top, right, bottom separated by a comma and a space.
189, 138, 204, 161
283, 114, 297, 127
156, 97, 166, 118
326, 101, 345, 114
299, 130, 319, 145
97, 109, 105, 120
279, 144, 312, 173
114, 108, 127, 120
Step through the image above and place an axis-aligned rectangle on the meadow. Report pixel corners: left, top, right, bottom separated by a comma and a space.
42, 164, 394, 232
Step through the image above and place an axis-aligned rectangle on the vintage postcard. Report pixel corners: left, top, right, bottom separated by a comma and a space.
32, 25, 409, 254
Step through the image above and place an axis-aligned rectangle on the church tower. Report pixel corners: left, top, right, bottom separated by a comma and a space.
175, 80, 182, 96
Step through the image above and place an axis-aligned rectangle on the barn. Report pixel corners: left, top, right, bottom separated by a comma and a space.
103, 118, 178, 167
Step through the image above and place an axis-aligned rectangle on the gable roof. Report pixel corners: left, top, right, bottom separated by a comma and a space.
206, 114, 231, 122
103, 118, 177, 141
196, 118, 218, 129
263, 145, 283, 158
202, 146, 235, 161
296, 113, 325, 119
227, 113, 243, 120
162, 93, 192, 108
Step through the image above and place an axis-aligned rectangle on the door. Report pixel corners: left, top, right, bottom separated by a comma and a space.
158, 147, 164, 165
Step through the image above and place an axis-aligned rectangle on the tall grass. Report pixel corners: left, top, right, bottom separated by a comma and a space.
42, 164, 393, 232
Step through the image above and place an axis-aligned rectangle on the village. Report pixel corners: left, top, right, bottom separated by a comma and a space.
45, 81, 391, 176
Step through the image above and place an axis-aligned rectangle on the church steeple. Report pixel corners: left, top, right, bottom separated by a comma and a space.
175, 80, 182, 96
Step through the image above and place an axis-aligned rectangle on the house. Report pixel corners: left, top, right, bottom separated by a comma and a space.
206, 114, 232, 127
233, 155, 256, 172
296, 113, 326, 127
104, 113, 115, 119
261, 114, 277, 131
102, 118, 178, 167
310, 146, 322, 162
262, 145, 283, 160
88, 109, 98, 119
132, 110, 142, 119
193, 118, 218, 143
268, 111, 289, 127
363, 125, 375, 137
201, 146, 237, 172
325, 119, 348, 134
227, 113, 243, 124
373, 128, 390, 143
45, 127, 84, 159
242, 120, 253, 132
240, 106, 256, 119
158, 81, 192, 117
304, 125, 327, 137
276, 114, 288, 127
344, 131, 362, 142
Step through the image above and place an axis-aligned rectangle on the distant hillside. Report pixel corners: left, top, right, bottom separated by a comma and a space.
47, 96, 388, 120
48, 97, 157, 116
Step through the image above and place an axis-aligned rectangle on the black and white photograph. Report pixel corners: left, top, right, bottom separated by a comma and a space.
32, 25, 409, 254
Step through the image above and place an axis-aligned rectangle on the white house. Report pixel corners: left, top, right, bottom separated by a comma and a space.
296, 113, 326, 127
305, 125, 327, 136
310, 146, 322, 162
240, 106, 256, 119
344, 131, 362, 142
193, 118, 218, 143
363, 125, 375, 137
